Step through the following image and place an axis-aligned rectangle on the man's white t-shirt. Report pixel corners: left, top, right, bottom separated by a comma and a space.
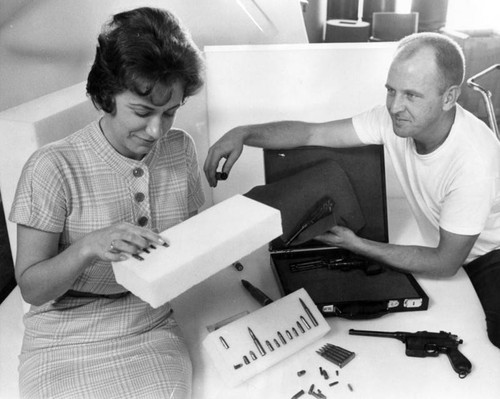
352, 104, 500, 263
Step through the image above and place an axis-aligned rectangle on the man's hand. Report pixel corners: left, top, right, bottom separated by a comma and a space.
314, 225, 359, 251
204, 127, 246, 187
316, 225, 479, 277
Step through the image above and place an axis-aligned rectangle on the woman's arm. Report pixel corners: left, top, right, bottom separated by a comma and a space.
15, 223, 167, 305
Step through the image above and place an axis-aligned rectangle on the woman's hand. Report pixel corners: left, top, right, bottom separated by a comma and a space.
86, 222, 168, 262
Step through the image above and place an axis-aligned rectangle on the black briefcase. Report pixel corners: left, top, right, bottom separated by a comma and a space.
247, 145, 429, 319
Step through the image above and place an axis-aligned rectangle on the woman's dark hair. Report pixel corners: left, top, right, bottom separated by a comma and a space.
87, 7, 204, 113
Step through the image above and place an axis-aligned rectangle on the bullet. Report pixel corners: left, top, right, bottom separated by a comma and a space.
291, 389, 305, 399
219, 336, 229, 349
300, 316, 311, 329
233, 261, 244, 271
241, 279, 273, 306
265, 340, 274, 352
216, 171, 228, 180
248, 327, 266, 356
299, 297, 319, 327
277, 331, 287, 344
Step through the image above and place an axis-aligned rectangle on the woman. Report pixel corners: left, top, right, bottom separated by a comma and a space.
9, 7, 204, 398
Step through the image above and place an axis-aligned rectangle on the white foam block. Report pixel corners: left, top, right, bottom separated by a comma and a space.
112, 195, 282, 308
202, 288, 331, 387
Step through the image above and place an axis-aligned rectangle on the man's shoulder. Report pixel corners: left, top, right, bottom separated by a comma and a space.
452, 106, 500, 170
456, 105, 494, 134
352, 105, 392, 141
455, 106, 499, 149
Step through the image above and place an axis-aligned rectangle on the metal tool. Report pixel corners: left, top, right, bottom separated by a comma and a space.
290, 256, 383, 275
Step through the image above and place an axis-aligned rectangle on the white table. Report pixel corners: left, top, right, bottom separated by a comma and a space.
171, 199, 500, 399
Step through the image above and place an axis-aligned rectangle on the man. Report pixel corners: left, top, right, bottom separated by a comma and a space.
204, 32, 500, 349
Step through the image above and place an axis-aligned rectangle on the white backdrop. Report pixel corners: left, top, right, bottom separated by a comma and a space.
204, 42, 402, 204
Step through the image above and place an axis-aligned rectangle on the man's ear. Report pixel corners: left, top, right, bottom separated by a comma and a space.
442, 85, 461, 111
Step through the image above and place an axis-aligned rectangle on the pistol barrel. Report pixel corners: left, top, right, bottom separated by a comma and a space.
349, 329, 405, 340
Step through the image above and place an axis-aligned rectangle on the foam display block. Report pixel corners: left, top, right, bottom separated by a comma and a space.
202, 288, 331, 387
112, 195, 282, 308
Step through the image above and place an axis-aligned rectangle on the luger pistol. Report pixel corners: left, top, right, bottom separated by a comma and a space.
349, 328, 472, 378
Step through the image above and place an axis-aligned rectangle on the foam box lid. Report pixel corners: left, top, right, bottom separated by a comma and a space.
112, 195, 282, 307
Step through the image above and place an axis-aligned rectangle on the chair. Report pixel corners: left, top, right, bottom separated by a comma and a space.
467, 64, 500, 140
370, 12, 419, 42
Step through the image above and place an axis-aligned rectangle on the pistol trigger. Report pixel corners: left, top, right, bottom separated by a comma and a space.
425, 344, 439, 356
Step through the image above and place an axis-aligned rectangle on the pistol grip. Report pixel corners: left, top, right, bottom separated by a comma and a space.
446, 348, 472, 378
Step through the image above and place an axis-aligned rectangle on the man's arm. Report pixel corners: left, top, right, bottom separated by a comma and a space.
204, 118, 364, 187
316, 226, 478, 277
